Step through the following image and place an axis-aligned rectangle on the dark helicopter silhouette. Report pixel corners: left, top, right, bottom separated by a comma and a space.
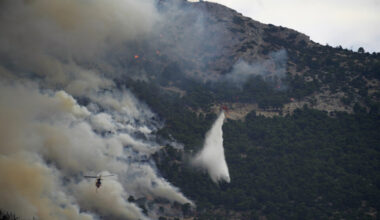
84, 174, 115, 191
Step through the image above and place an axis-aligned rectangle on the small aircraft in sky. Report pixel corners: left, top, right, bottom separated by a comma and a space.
84, 174, 115, 191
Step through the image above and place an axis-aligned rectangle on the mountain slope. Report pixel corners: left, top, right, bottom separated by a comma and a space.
125, 1, 380, 219
123, 1, 379, 119
0, 0, 378, 219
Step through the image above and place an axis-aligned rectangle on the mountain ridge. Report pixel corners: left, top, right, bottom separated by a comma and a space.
143, 1, 380, 219
0, 0, 378, 219
130, 0, 379, 119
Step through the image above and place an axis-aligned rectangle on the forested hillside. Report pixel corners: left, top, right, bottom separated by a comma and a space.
154, 108, 379, 219
1, 0, 378, 219
124, 74, 379, 219
121, 1, 380, 115
119, 1, 380, 219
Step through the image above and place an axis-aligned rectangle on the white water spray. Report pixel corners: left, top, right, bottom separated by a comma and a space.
193, 111, 230, 183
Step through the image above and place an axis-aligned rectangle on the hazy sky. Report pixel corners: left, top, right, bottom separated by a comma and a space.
208, 0, 380, 53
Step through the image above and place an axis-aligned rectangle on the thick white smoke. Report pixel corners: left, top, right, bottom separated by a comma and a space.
0, 0, 194, 219
0, 82, 193, 219
192, 112, 230, 183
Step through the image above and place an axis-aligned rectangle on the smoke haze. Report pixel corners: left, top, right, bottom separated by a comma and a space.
0, 0, 286, 218
192, 112, 230, 183
223, 49, 288, 88
0, 81, 194, 219
0, 0, 196, 219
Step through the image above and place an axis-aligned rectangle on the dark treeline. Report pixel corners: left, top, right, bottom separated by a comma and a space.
154, 107, 380, 219
119, 42, 380, 218
115, 9, 380, 218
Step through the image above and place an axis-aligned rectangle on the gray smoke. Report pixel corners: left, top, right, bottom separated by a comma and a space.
0, 81, 194, 220
0, 0, 285, 218
192, 112, 230, 183
223, 49, 288, 88
0, 0, 195, 219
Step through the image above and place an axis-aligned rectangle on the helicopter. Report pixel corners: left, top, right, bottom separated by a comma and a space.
84, 174, 115, 191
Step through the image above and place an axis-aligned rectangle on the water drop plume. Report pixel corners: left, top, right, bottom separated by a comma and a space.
193, 111, 230, 183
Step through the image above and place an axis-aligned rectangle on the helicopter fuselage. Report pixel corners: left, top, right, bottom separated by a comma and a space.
96, 178, 101, 188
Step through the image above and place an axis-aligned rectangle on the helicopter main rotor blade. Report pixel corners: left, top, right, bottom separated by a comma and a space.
84, 176, 98, 178
101, 174, 116, 178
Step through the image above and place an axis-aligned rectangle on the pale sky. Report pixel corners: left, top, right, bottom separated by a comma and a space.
208, 0, 380, 53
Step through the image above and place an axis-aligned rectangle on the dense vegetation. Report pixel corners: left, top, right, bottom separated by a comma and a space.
100, 2, 380, 218
122, 40, 380, 114
154, 107, 380, 219
263, 24, 380, 107
112, 17, 380, 219
1, 1, 379, 219
116, 64, 380, 219
117, 31, 380, 217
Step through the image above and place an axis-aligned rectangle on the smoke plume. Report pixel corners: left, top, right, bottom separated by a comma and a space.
0, 0, 281, 218
223, 49, 288, 88
0, 81, 193, 219
192, 112, 230, 183
0, 0, 195, 219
